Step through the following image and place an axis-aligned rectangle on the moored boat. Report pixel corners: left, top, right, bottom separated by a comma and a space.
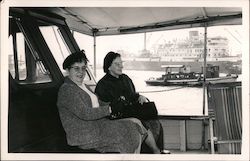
145, 64, 238, 86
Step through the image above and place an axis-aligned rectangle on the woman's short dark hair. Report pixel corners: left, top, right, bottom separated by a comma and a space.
63, 50, 88, 70
103, 51, 121, 73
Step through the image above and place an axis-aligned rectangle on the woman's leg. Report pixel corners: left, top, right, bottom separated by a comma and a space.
123, 118, 162, 153
144, 129, 161, 154
142, 119, 163, 150
133, 134, 143, 153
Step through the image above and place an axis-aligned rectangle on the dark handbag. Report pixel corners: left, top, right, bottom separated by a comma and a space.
123, 101, 158, 120
109, 97, 158, 120
109, 76, 158, 120
136, 101, 158, 120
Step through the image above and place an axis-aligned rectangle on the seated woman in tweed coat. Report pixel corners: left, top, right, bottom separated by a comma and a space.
57, 50, 159, 153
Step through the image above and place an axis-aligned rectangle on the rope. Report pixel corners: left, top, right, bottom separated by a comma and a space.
138, 82, 203, 93
138, 86, 189, 93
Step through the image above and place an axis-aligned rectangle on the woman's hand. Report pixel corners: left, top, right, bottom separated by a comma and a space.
138, 95, 148, 105
110, 97, 126, 114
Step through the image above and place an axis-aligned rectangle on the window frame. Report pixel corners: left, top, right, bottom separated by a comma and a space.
9, 9, 96, 89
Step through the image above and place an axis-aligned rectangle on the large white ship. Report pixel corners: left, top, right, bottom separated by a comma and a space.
156, 30, 240, 62
120, 31, 242, 74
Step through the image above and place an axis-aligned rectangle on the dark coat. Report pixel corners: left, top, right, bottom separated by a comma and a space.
95, 74, 139, 103
57, 77, 146, 153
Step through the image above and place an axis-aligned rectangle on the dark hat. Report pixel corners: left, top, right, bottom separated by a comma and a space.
103, 51, 121, 73
63, 50, 88, 70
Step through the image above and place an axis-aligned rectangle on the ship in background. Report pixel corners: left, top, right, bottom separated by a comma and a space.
145, 64, 238, 86
118, 30, 242, 74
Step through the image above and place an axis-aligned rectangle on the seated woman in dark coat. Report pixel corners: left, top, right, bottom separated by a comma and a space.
95, 51, 170, 154
57, 50, 148, 153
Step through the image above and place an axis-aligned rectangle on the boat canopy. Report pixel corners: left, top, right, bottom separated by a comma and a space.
38, 7, 242, 36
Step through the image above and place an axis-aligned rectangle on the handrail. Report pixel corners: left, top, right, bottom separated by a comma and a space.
138, 86, 189, 93
158, 115, 208, 120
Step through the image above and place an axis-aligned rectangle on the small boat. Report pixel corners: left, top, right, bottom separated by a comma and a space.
145, 64, 238, 86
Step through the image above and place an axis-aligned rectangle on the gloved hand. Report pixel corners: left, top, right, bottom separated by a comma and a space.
109, 112, 123, 120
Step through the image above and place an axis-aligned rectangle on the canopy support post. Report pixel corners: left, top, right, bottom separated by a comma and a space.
202, 23, 208, 116
93, 29, 98, 77
201, 23, 208, 150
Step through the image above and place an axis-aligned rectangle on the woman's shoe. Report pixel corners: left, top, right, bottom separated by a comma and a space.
161, 149, 171, 154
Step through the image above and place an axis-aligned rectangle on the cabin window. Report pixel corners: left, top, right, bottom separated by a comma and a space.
73, 31, 94, 65
39, 26, 71, 74
8, 46, 15, 76
39, 26, 93, 82
9, 34, 27, 80
9, 31, 52, 84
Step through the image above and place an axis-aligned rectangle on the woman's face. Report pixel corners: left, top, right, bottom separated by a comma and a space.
68, 61, 87, 85
108, 56, 123, 78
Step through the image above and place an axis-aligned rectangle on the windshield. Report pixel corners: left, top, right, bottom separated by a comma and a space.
39, 25, 71, 74
39, 25, 93, 82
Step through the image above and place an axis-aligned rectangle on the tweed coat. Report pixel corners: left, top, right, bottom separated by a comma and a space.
57, 77, 147, 153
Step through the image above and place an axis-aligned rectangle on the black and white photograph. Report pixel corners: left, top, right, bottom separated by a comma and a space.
0, 0, 249, 160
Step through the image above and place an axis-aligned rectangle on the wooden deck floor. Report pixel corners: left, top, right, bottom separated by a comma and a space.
169, 149, 210, 154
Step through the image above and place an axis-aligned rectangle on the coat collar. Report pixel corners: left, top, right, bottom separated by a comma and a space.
64, 76, 93, 92
64, 76, 77, 85
105, 73, 124, 80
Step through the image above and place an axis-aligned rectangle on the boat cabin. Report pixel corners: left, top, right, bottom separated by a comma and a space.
161, 65, 191, 74
160, 65, 198, 82
162, 64, 219, 78
202, 64, 220, 78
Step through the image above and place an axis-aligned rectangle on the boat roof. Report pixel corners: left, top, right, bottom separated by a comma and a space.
27, 6, 242, 36
161, 65, 185, 68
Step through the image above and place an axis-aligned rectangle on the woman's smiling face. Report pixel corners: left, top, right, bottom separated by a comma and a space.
68, 61, 87, 85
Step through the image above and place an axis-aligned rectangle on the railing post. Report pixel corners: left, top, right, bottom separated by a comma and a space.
180, 120, 186, 151
209, 118, 215, 154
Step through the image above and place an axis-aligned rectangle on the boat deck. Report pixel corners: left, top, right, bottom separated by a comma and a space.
170, 149, 210, 154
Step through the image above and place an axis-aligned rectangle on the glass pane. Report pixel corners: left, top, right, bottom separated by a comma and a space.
73, 31, 93, 82
40, 26, 92, 82
8, 33, 27, 80
39, 26, 71, 75
8, 35, 15, 78
16, 33, 27, 80
35, 61, 51, 83
9, 21, 52, 84
73, 31, 94, 65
